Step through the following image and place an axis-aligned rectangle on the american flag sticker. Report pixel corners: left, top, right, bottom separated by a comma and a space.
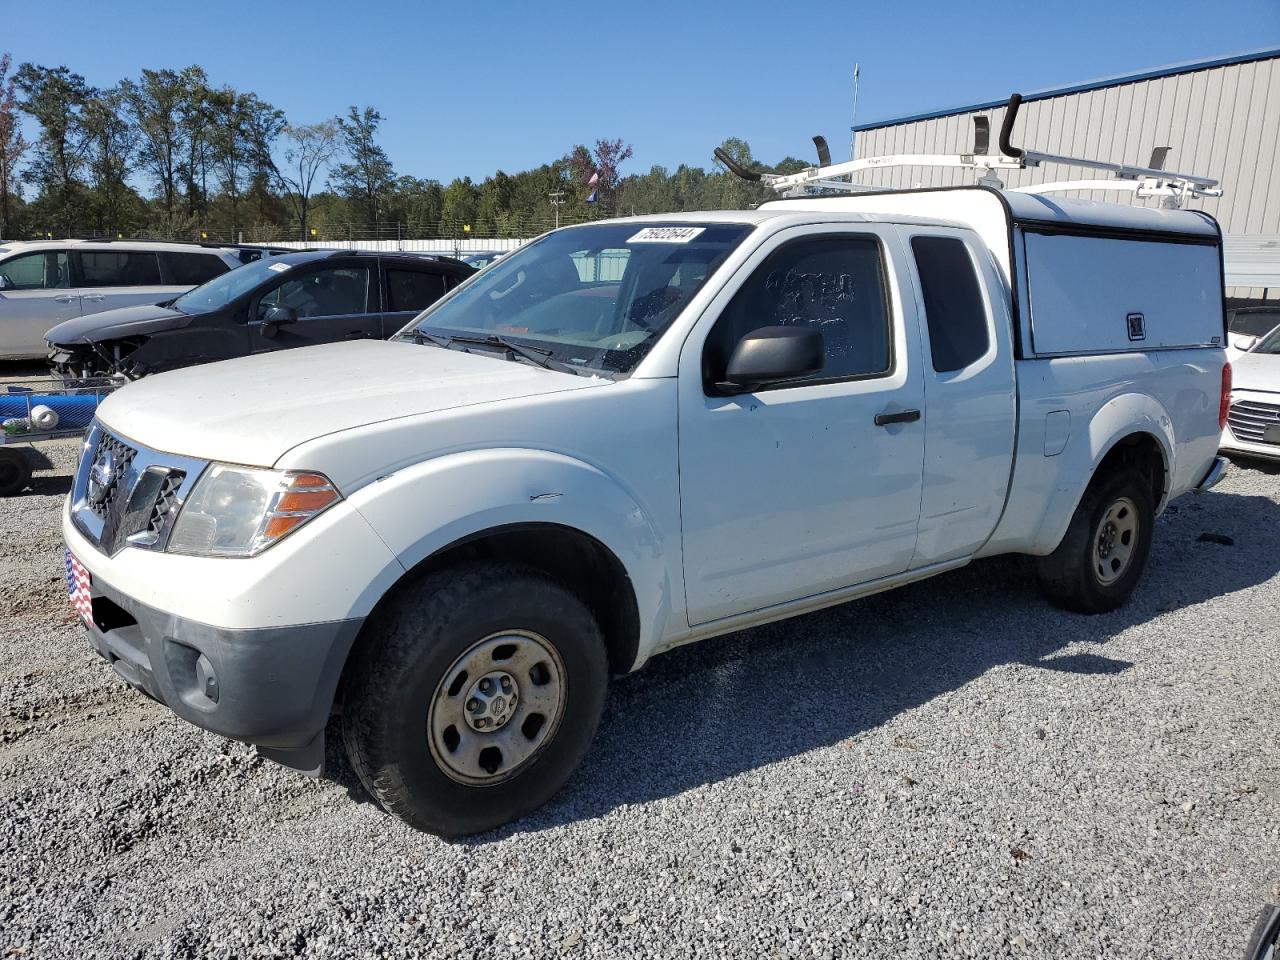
64, 549, 93, 626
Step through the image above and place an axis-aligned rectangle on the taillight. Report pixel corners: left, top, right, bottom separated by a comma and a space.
1219, 362, 1232, 430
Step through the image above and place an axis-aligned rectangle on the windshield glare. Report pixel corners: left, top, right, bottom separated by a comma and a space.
172, 257, 292, 314
410, 223, 752, 374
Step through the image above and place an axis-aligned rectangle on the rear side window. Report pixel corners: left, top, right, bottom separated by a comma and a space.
0, 250, 70, 290
911, 236, 989, 372
386, 269, 446, 312
77, 250, 163, 288
161, 252, 230, 286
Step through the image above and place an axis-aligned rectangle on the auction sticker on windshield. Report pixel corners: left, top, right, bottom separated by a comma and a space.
627, 226, 706, 243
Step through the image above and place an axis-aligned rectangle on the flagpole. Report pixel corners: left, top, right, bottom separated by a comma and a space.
850, 63, 861, 162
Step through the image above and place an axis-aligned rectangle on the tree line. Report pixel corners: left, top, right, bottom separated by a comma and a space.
0, 55, 812, 244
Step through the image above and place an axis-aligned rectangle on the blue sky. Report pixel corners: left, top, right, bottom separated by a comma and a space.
4, 0, 1278, 184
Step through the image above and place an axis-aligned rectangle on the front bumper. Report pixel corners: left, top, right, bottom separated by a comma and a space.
76, 562, 363, 773
1221, 432, 1280, 462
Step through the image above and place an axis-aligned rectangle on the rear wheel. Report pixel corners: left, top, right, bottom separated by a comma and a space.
341, 563, 607, 837
1036, 467, 1154, 613
0, 449, 32, 497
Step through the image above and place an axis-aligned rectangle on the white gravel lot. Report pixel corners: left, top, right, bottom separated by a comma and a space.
1, 371, 1278, 958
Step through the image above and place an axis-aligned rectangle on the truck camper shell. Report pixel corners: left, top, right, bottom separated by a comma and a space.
761, 186, 1226, 360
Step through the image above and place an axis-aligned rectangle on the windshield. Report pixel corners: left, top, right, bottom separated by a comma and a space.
410, 222, 753, 374
172, 257, 296, 314
1254, 324, 1280, 355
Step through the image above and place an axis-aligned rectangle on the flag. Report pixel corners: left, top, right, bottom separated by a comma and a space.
588, 171, 599, 187
586, 190, 598, 204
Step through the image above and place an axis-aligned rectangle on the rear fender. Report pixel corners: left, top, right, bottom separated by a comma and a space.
1030, 392, 1174, 554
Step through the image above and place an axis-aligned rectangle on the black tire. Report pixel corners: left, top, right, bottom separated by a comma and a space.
1036, 467, 1155, 614
0, 449, 33, 497
341, 563, 608, 837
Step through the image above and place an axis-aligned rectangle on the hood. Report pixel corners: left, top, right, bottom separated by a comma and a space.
96, 339, 604, 466
46, 302, 189, 345
1232, 349, 1280, 393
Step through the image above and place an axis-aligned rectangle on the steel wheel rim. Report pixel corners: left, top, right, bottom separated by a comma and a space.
1094, 495, 1139, 585
427, 630, 567, 786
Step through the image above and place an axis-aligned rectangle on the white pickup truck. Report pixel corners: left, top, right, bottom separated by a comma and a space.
63, 186, 1230, 836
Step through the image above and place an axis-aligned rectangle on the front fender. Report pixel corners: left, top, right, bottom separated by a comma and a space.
344, 447, 675, 667
1030, 392, 1174, 554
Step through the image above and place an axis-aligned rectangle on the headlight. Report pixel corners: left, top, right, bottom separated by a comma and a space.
167, 464, 339, 557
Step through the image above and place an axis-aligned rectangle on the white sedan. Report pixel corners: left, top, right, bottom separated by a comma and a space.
1226, 305, 1280, 362
1223, 324, 1280, 461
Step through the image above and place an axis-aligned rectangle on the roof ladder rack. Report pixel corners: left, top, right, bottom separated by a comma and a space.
718, 94, 1222, 207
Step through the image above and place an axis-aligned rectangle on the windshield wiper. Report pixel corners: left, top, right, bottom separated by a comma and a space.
408, 330, 453, 349
411, 331, 591, 377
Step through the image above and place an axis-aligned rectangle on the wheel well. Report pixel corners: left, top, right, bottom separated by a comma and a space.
1096, 433, 1167, 508
371, 523, 641, 676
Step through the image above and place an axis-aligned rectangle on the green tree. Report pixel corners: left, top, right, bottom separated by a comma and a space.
271, 119, 341, 239
331, 105, 394, 223
440, 177, 478, 233
124, 67, 197, 222
15, 62, 89, 235
207, 88, 283, 235
0, 53, 28, 239
81, 85, 142, 234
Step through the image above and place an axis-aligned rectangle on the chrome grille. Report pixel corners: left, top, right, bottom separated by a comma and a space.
87, 432, 137, 520
1227, 399, 1280, 445
146, 471, 186, 535
71, 423, 207, 557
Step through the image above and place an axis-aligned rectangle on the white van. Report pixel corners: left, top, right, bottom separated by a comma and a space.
0, 240, 245, 359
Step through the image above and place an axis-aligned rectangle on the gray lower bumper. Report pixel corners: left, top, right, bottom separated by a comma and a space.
1194, 455, 1229, 493
81, 572, 364, 773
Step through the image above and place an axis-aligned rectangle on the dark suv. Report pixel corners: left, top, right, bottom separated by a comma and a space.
45, 250, 474, 379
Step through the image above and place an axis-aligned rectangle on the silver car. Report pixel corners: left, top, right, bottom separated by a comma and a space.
0, 240, 245, 359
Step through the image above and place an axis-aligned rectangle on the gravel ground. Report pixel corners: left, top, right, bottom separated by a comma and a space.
2, 369, 1279, 958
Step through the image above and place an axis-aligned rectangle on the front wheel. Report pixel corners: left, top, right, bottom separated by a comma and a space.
1036, 467, 1155, 613
341, 563, 607, 837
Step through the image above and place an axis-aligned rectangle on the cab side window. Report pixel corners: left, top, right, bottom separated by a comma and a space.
78, 251, 162, 287
703, 235, 890, 391
161, 252, 230, 286
911, 236, 990, 373
258, 266, 370, 319
386, 269, 445, 312
0, 251, 70, 290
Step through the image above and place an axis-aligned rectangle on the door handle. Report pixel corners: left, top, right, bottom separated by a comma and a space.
874, 409, 922, 427
54, 295, 78, 304
82, 295, 105, 303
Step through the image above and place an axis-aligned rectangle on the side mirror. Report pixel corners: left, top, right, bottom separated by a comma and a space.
262, 305, 298, 326
1231, 334, 1258, 352
720, 325, 824, 393
257, 304, 298, 339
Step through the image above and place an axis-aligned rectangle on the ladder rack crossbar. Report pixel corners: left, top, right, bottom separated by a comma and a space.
717, 93, 1222, 206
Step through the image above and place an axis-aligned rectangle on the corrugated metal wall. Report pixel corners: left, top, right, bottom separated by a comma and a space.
853, 55, 1280, 298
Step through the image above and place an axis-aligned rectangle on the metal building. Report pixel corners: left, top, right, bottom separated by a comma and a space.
851, 47, 1280, 303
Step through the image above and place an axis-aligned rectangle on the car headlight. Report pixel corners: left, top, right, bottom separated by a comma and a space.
167, 464, 340, 557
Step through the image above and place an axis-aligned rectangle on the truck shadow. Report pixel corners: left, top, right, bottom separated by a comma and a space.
325, 486, 1280, 840
526, 487, 1280, 837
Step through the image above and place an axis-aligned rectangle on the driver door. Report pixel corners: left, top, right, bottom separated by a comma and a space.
248, 263, 378, 352
677, 226, 926, 625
